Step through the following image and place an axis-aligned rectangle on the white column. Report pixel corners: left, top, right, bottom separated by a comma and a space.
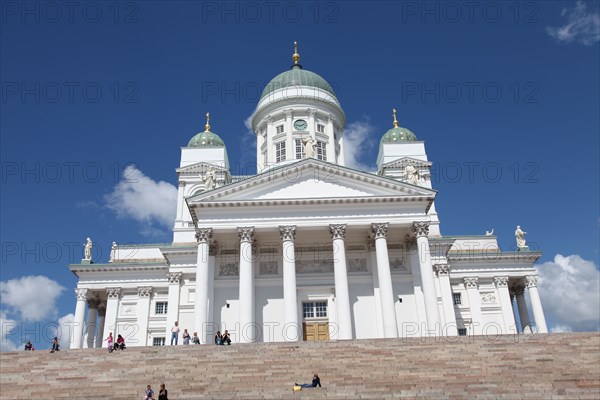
102, 288, 120, 346
207, 244, 216, 328
464, 277, 483, 335
135, 287, 152, 347
71, 288, 88, 349
285, 109, 294, 159
495, 276, 517, 335
329, 224, 353, 340
95, 304, 106, 348
435, 264, 458, 336
515, 286, 531, 333
84, 296, 100, 349
165, 273, 182, 344
370, 223, 398, 338
194, 228, 213, 344
368, 239, 384, 338
280, 226, 299, 341
238, 227, 256, 343
526, 276, 548, 333
175, 181, 186, 227
411, 222, 441, 335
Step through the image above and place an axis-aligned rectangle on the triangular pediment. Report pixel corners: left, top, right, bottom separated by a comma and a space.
187, 159, 435, 204
177, 161, 227, 175
381, 157, 432, 169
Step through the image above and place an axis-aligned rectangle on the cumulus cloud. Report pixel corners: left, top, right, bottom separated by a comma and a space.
52, 313, 75, 349
239, 114, 258, 170
0, 311, 19, 352
343, 119, 377, 172
0, 275, 65, 322
546, 1, 600, 46
104, 166, 177, 236
536, 254, 600, 332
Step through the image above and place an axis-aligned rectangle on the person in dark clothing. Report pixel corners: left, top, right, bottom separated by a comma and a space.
50, 337, 60, 352
221, 330, 231, 345
296, 373, 321, 388
215, 331, 222, 345
114, 334, 126, 351
158, 383, 168, 400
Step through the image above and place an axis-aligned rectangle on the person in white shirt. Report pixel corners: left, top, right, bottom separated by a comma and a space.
170, 321, 180, 345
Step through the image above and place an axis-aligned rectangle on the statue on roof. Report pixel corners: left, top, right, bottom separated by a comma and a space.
84, 238, 93, 261
204, 167, 216, 190
302, 136, 316, 158
405, 164, 419, 185
515, 225, 527, 249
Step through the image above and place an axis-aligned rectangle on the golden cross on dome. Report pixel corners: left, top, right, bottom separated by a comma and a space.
205, 112, 211, 131
292, 41, 300, 64
392, 108, 399, 128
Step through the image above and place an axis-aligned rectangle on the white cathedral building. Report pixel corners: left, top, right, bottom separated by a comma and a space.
69, 44, 548, 349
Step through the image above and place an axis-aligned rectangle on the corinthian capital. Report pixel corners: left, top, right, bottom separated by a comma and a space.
195, 228, 213, 244
494, 276, 509, 287
329, 224, 346, 240
279, 225, 296, 242
238, 227, 255, 243
434, 264, 449, 275
138, 287, 153, 297
75, 288, 88, 301
464, 277, 478, 288
370, 223, 389, 240
167, 272, 182, 284
411, 221, 430, 237
106, 288, 121, 299
525, 275, 538, 288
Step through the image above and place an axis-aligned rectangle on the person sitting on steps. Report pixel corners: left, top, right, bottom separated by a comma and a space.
24, 340, 34, 351
114, 334, 126, 351
221, 330, 231, 345
214, 331, 222, 345
296, 373, 321, 389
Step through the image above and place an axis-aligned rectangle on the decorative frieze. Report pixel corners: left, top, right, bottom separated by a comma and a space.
370, 223, 389, 240
329, 224, 346, 240
219, 263, 239, 276
390, 257, 406, 271
279, 225, 296, 242
259, 261, 278, 275
238, 227, 255, 243
464, 277, 478, 288
296, 259, 334, 274
195, 228, 213, 244
347, 258, 367, 272
480, 292, 497, 304
167, 273, 182, 284
411, 221, 430, 237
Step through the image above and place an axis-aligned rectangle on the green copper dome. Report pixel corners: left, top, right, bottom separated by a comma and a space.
380, 126, 418, 143
187, 130, 225, 147
260, 65, 337, 100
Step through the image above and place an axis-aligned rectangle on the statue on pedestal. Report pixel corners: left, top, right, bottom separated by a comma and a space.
109, 242, 117, 263
405, 165, 420, 185
204, 167, 216, 191
515, 225, 528, 249
84, 238, 93, 261
302, 137, 316, 158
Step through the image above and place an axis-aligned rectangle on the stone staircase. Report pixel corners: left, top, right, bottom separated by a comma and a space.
1, 333, 599, 399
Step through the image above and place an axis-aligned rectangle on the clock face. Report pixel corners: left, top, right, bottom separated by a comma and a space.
294, 119, 308, 131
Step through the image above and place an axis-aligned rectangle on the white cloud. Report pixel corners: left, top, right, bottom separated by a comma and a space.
343, 119, 377, 172
0, 275, 65, 322
550, 325, 574, 333
0, 311, 19, 352
104, 166, 177, 235
546, 1, 600, 46
239, 114, 258, 169
536, 254, 600, 332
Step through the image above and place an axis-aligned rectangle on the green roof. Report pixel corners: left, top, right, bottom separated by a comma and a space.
187, 130, 225, 148
380, 126, 418, 144
260, 65, 336, 100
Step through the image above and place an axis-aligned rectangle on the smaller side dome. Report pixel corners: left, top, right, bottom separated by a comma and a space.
187, 112, 226, 148
380, 108, 418, 143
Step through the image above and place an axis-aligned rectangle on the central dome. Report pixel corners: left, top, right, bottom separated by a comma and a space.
260, 65, 337, 101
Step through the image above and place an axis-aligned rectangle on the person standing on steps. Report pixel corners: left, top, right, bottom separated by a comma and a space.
192, 332, 200, 344
170, 321, 180, 345
158, 383, 168, 400
105, 332, 114, 353
182, 329, 190, 345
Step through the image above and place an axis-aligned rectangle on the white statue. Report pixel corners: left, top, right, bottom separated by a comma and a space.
405, 165, 419, 185
302, 137, 316, 158
84, 237, 93, 261
485, 228, 494, 236
204, 167, 216, 190
515, 225, 527, 248
109, 242, 117, 263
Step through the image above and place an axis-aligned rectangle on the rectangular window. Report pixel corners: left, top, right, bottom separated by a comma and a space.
303, 301, 328, 319
263, 150, 268, 166
295, 139, 305, 159
155, 302, 168, 314
316, 141, 327, 161
275, 141, 286, 162
452, 293, 462, 306
458, 328, 467, 336
276, 125, 284, 134
153, 337, 166, 346
317, 124, 325, 133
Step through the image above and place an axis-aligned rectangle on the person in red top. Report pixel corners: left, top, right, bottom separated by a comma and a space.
115, 334, 126, 351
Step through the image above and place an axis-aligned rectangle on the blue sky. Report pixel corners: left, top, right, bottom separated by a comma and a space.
1, 1, 599, 349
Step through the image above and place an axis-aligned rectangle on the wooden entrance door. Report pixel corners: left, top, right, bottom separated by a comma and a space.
302, 322, 329, 341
